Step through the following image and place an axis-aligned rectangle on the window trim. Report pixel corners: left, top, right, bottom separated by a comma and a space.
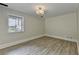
8, 14, 24, 33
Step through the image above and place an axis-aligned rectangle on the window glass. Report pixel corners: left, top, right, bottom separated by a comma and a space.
8, 15, 24, 32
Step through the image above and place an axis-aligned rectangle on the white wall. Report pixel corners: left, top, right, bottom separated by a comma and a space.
78, 9, 79, 40
0, 6, 45, 44
45, 12, 78, 41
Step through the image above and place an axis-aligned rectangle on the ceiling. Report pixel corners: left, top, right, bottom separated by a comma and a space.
6, 3, 79, 18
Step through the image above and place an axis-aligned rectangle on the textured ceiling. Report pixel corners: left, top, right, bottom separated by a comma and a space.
6, 3, 79, 18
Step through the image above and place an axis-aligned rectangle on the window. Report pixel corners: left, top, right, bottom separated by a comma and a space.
8, 15, 24, 32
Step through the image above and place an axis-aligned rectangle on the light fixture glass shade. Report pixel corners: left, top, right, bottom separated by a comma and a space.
35, 5, 46, 11
36, 10, 44, 15
35, 5, 46, 16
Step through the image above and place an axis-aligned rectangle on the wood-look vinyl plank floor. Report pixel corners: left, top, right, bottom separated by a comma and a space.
0, 36, 78, 55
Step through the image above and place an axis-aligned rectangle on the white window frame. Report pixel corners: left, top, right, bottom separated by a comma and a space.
8, 14, 24, 33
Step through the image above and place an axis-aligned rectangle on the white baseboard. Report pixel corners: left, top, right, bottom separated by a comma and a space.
45, 34, 77, 42
46, 34, 79, 54
0, 34, 78, 54
0, 34, 45, 49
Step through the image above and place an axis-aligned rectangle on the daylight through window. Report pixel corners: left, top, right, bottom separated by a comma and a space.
8, 15, 24, 32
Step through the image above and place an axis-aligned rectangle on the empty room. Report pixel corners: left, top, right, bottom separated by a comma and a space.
0, 3, 79, 55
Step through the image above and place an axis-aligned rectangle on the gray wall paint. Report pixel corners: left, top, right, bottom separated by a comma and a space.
78, 9, 79, 40
46, 12, 79, 41
0, 6, 44, 44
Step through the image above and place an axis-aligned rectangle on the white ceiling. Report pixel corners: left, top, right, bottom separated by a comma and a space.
6, 3, 79, 17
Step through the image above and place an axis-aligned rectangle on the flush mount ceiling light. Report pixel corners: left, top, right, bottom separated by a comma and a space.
35, 5, 46, 17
